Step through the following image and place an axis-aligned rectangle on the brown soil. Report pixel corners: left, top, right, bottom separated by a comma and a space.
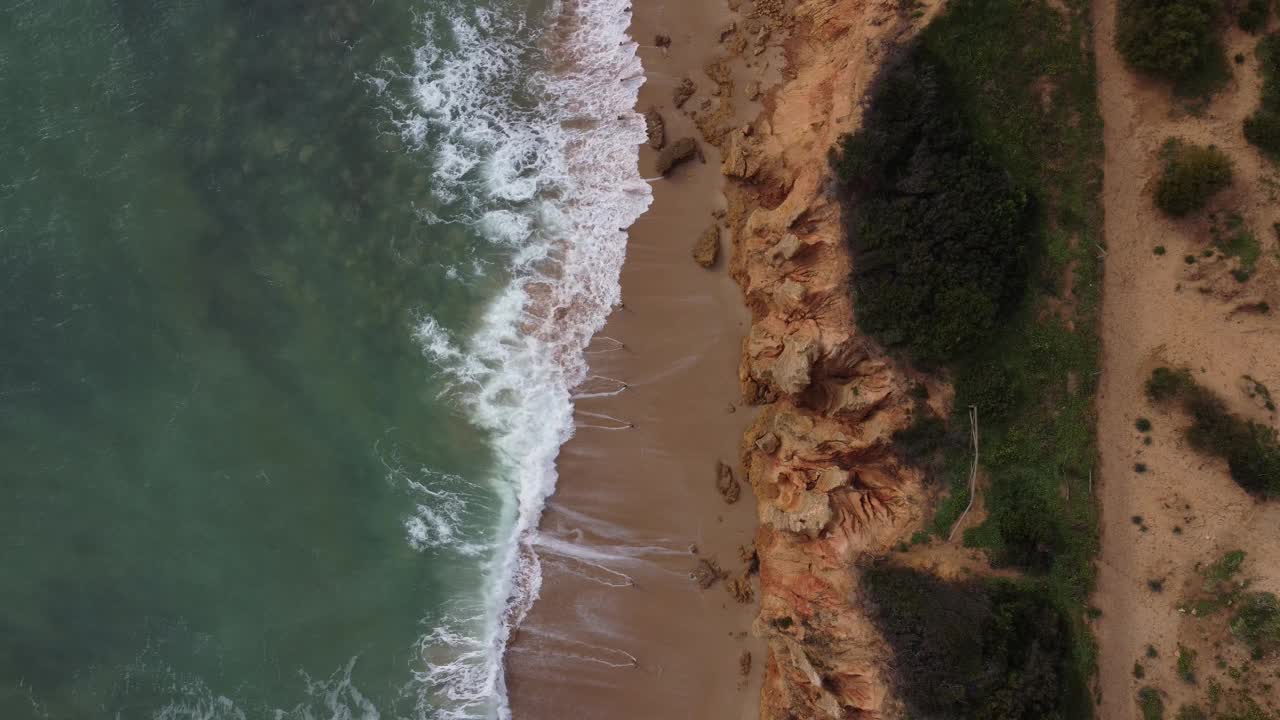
1091, 2, 1280, 716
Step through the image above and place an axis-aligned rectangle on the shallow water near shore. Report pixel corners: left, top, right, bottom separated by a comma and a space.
1, 0, 647, 717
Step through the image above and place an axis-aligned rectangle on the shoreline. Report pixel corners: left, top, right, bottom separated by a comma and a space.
504, 0, 766, 716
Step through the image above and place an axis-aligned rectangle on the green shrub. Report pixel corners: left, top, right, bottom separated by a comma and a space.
1176, 644, 1197, 682
863, 565, 1085, 719
1137, 417, 1153, 432
1147, 368, 1280, 496
1117, 0, 1221, 80
1146, 366, 1193, 401
835, 48, 1032, 361
1155, 245, 1167, 254
1246, 34, 1280, 156
1231, 591, 1280, 656
893, 414, 951, 467
1238, 0, 1271, 32
1139, 686, 1165, 720
1154, 140, 1234, 216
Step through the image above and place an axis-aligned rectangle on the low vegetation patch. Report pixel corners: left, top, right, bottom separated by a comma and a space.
1145, 368, 1280, 496
1154, 139, 1234, 217
862, 564, 1089, 719
1209, 211, 1261, 278
1237, 0, 1271, 33
1245, 33, 1280, 157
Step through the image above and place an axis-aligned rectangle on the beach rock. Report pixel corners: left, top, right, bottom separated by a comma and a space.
739, 650, 753, 677
693, 224, 720, 267
769, 333, 818, 395
655, 34, 671, 48
673, 77, 696, 108
644, 107, 665, 149
728, 573, 754, 603
655, 137, 699, 175
722, 129, 762, 179
719, 21, 737, 42
746, 80, 762, 101
691, 557, 727, 589
715, 460, 740, 504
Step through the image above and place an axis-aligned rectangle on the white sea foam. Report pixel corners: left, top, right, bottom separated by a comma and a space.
382, 0, 652, 717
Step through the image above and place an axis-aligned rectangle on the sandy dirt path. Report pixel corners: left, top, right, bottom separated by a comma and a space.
1092, 1, 1280, 716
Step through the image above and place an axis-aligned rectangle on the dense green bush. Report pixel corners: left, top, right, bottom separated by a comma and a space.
1246, 34, 1280, 156
1153, 140, 1234, 216
834, 48, 1033, 361
1238, 0, 1271, 32
1117, 0, 1222, 80
1139, 687, 1166, 720
862, 565, 1084, 719
1146, 367, 1280, 496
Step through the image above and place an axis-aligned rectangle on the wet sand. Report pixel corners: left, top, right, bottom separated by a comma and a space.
504, 0, 765, 717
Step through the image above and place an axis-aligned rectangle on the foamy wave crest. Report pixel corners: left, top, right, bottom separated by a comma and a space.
389, 0, 652, 716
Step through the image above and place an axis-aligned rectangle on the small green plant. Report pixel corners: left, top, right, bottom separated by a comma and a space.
1154, 245, 1167, 254
1137, 417, 1153, 432
1147, 644, 1159, 658
1185, 254, 1198, 264
1139, 686, 1165, 720
1149, 578, 1166, 592
1176, 644, 1197, 683
1237, 52, 1248, 64
1134, 661, 1146, 678
1135, 462, 1149, 473
1155, 139, 1234, 217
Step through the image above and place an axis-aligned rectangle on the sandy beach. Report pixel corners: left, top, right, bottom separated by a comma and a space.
504, 0, 766, 716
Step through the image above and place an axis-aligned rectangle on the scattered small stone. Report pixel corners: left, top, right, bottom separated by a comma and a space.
718, 21, 737, 42
745, 80, 762, 101
715, 460, 741, 504
738, 650, 752, 677
726, 403, 736, 413
673, 77, 696, 108
654, 34, 671, 48
693, 224, 720, 268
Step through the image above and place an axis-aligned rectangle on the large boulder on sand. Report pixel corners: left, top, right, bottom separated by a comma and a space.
693, 224, 720, 267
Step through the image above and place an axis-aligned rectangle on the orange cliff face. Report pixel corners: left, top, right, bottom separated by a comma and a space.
710, 0, 945, 716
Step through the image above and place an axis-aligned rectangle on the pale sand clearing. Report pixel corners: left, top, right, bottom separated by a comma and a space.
1092, 2, 1280, 715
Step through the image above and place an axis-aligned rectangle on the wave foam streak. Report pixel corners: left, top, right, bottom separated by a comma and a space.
390, 0, 651, 717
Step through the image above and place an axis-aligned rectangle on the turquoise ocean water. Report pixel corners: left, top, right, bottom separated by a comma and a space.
0, 0, 649, 717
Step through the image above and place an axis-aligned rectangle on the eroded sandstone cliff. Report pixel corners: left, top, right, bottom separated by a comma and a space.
704, 0, 942, 716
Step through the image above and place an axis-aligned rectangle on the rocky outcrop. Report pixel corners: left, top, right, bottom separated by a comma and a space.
645, 107, 666, 150
696, 0, 941, 717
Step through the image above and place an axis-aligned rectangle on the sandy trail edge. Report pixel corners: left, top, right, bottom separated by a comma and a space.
1091, 1, 1280, 715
